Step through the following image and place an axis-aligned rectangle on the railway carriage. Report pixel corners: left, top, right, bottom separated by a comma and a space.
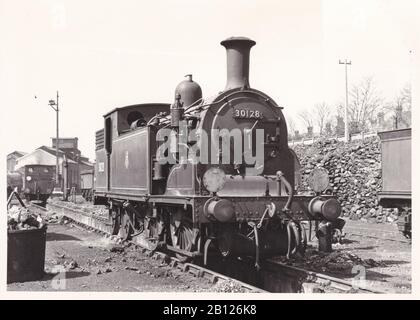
94, 37, 344, 265
378, 128, 411, 238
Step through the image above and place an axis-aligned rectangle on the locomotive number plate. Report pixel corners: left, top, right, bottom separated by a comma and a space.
233, 108, 262, 119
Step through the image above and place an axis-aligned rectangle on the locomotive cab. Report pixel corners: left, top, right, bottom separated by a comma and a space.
94, 103, 170, 198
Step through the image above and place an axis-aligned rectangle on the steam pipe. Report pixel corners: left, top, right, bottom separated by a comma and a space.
253, 223, 260, 270
276, 171, 294, 211
286, 222, 292, 259
290, 221, 300, 255
300, 222, 307, 255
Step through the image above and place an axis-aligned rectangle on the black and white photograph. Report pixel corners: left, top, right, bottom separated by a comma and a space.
1, 0, 418, 300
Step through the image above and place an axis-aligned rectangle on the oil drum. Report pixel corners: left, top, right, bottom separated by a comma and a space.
7, 226, 47, 283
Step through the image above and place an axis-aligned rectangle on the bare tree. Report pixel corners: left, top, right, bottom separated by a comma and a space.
325, 122, 333, 136
399, 83, 412, 127
298, 109, 315, 137
400, 82, 412, 110
335, 103, 344, 118
348, 77, 382, 132
382, 83, 412, 129
330, 104, 345, 136
298, 109, 314, 128
314, 102, 330, 135
286, 116, 296, 137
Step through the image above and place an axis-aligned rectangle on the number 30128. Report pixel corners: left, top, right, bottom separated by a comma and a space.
234, 109, 262, 119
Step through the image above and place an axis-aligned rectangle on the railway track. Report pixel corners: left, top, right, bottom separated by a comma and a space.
263, 259, 384, 293
29, 200, 384, 294
29, 201, 264, 293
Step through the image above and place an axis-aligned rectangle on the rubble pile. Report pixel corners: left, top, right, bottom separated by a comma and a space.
45, 214, 64, 224
280, 249, 385, 275
49, 197, 108, 217
302, 251, 385, 273
291, 136, 396, 222
213, 279, 249, 293
7, 206, 46, 231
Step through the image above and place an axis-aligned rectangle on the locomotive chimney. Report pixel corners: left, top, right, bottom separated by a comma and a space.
220, 36, 256, 90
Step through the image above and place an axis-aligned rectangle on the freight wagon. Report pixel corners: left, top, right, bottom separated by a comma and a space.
377, 128, 411, 238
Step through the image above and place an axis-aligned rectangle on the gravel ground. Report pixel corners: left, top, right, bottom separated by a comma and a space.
339, 218, 411, 293
276, 218, 411, 293
7, 222, 222, 292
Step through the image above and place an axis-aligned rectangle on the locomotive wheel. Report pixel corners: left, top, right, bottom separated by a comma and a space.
218, 226, 234, 258
138, 217, 164, 251
109, 207, 120, 235
170, 213, 199, 262
118, 211, 133, 241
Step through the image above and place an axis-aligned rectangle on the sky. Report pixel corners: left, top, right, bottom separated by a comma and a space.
0, 0, 418, 161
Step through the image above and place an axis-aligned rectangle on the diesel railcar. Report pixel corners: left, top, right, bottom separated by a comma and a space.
378, 128, 411, 238
93, 37, 344, 265
22, 164, 55, 206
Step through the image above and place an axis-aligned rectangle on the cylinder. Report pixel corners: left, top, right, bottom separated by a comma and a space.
220, 37, 256, 90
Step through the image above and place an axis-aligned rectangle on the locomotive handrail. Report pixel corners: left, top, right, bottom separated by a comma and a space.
276, 171, 294, 211
150, 89, 279, 127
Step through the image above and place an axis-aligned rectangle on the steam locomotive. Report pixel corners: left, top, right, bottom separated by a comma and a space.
93, 37, 343, 266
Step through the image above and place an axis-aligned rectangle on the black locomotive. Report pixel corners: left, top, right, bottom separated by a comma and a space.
93, 37, 343, 265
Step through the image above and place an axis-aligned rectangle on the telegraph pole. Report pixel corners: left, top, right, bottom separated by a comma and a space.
49, 91, 60, 189
339, 59, 351, 142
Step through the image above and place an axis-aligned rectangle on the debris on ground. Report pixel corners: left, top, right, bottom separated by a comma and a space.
64, 260, 79, 270
213, 279, 249, 293
7, 205, 46, 231
282, 249, 386, 275
110, 245, 125, 253
46, 215, 63, 224
125, 266, 139, 271
49, 196, 109, 217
